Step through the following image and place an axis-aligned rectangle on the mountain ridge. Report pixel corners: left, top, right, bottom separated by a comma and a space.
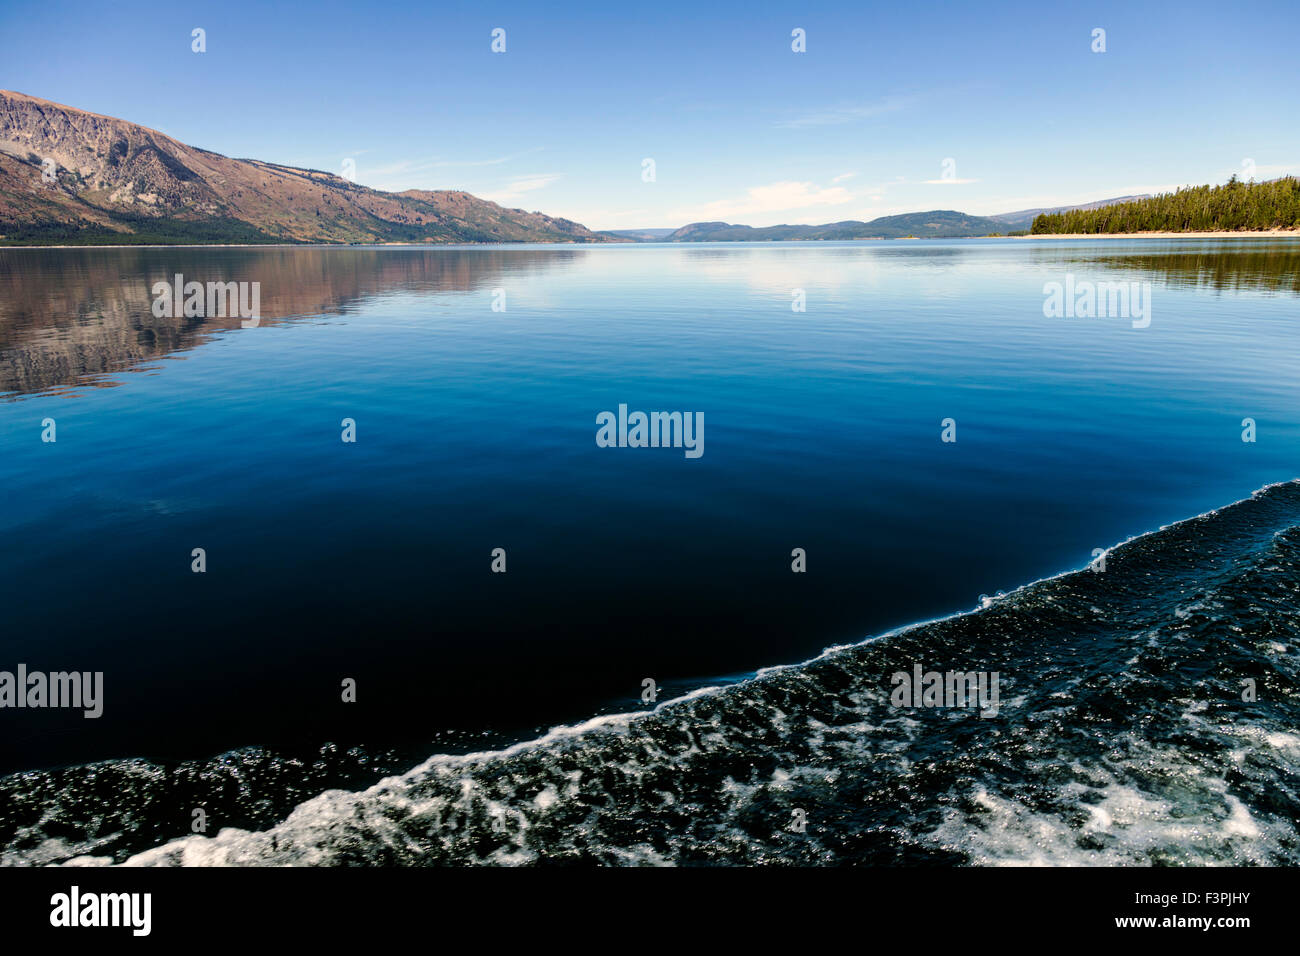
651, 196, 1153, 242
660, 210, 1014, 241
989, 195, 1152, 231
0, 90, 610, 245
0, 92, 1236, 246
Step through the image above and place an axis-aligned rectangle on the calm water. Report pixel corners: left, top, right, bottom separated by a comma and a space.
2, 239, 1299, 865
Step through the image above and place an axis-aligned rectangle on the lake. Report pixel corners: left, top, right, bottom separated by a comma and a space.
2, 239, 1299, 865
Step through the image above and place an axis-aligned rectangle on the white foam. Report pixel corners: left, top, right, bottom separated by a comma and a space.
54, 479, 1300, 868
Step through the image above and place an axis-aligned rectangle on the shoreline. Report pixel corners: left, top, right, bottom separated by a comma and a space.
3, 230, 1300, 249
1026, 229, 1300, 239
0, 240, 608, 250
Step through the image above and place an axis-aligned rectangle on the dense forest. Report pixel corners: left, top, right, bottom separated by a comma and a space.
1031, 176, 1300, 234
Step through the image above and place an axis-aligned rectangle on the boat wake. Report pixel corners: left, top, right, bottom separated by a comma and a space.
5, 482, 1299, 866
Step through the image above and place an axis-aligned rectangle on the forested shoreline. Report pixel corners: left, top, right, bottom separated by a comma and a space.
1031, 177, 1300, 234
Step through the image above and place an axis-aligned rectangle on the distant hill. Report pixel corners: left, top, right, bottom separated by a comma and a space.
662, 210, 1010, 242
620, 197, 1160, 243
989, 195, 1152, 231
600, 228, 676, 241
0, 90, 609, 245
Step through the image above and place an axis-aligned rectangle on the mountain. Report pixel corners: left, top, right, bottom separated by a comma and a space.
632, 198, 1160, 243
0, 90, 608, 245
662, 210, 1010, 241
599, 228, 676, 241
989, 195, 1152, 232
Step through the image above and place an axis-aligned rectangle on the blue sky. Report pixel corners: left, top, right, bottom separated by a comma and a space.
3, 0, 1297, 229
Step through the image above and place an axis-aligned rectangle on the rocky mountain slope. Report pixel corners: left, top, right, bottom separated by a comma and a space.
0, 90, 606, 245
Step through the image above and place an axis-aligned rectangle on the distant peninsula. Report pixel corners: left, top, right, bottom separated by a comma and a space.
601, 197, 1153, 242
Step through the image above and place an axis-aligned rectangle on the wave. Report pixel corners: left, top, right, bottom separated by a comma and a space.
7, 482, 1300, 866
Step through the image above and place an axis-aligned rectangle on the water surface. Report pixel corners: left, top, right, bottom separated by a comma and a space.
2, 239, 1299, 864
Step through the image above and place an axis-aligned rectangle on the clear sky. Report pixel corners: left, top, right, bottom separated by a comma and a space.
3, 0, 1297, 230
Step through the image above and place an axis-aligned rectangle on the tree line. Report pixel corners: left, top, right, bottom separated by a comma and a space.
1031, 176, 1300, 234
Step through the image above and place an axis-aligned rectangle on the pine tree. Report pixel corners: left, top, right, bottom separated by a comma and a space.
1031, 177, 1300, 234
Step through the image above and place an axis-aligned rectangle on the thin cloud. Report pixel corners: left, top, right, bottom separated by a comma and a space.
480, 174, 562, 205
431, 147, 545, 169
777, 95, 914, 129
955, 184, 1183, 217
669, 180, 855, 223
361, 148, 545, 186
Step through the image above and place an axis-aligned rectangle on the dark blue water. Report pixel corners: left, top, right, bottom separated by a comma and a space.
2, 239, 1299, 865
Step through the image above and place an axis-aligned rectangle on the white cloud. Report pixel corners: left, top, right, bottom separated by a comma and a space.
479, 174, 562, 205
357, 149, 546, 191
777, 95, 913, 128
922, 177, 980, 185
436, 151, 541, 169
668, 180, 855, 223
